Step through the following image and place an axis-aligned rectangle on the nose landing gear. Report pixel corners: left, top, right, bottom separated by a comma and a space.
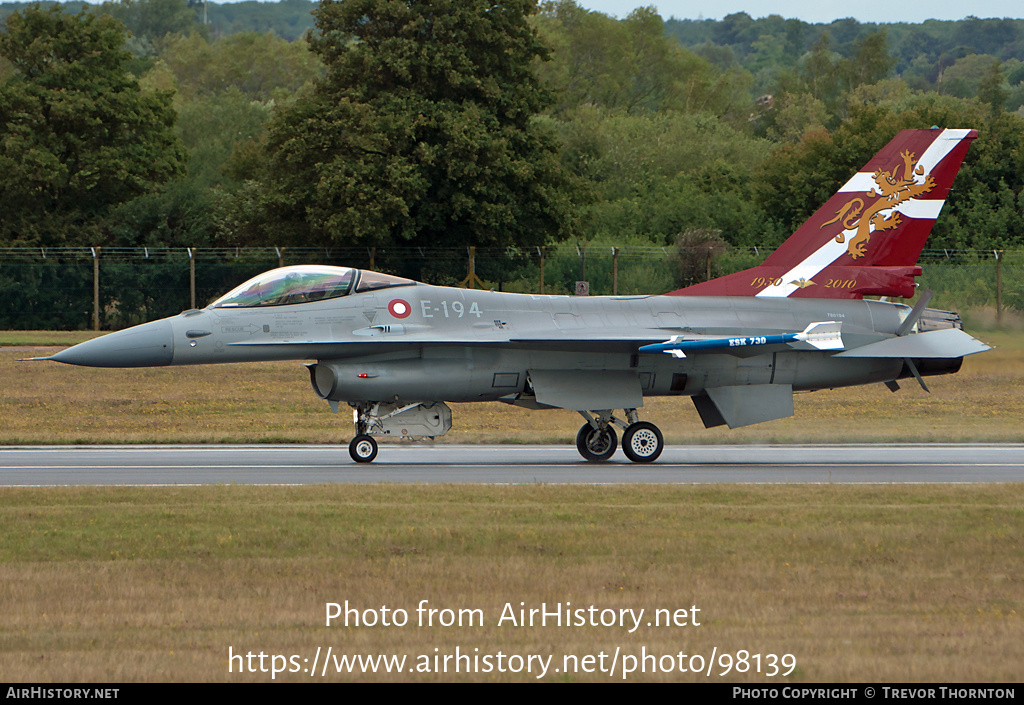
349, 435, 378, 463
345, 401, 452, 463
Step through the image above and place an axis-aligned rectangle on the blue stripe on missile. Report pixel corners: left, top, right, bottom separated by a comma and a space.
640, 322, 843, 357
639, 334, 799, 355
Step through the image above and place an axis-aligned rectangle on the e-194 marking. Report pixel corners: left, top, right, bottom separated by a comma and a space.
420, 300, 482, 318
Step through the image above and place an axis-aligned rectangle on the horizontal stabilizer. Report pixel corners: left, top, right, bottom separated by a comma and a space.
835, 328, 989, 359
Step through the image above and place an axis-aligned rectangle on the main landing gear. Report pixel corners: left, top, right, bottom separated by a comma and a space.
576, 409, 664, 463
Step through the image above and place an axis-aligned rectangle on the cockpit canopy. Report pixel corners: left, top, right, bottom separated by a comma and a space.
209, 265, 414, 308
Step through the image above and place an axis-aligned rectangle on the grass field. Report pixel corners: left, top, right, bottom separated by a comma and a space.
1, 484, 1021, 682
2, 330, 1022, 444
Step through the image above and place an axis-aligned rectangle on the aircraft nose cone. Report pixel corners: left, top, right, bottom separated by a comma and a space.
49, 319, 175, 367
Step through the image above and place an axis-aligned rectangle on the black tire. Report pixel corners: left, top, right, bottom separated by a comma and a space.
576, 423, 617, 462
622, 422, 664, 463
349, 435, 378, 463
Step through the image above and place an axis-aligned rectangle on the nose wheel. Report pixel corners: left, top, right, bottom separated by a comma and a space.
349, 435, 378, 463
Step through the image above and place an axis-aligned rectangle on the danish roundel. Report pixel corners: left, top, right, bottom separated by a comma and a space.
388, 299, 411, 319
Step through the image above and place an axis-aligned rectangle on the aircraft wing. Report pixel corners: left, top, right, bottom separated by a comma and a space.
222, 321, 853, 360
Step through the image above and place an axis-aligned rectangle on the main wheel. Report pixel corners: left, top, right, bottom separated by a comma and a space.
622, 421, 664, 463
576, 423, 617, 462
349, 435, 378, 463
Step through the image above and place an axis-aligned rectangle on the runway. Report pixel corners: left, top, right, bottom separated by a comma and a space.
0, 444, 1021, 485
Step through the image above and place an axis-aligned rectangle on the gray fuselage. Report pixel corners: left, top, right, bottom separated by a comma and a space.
77, 281, 909, 409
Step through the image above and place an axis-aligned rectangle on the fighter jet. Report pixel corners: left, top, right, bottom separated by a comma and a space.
30, 128, 989, 463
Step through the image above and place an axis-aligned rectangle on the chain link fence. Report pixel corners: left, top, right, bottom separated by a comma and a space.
0, 246, 1020, 330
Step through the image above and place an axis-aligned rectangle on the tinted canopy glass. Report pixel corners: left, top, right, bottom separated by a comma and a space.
210, 266, 357, 308
354, 270, 414, 292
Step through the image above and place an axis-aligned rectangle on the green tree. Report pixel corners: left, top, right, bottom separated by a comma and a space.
0, 4, 186, 246
552, 108, 771, 247
103, 180, 215, 247
154, 31, 322, 102
976, 59, 1009, 114
98, 0, 202, 45
141, 31, 321, 189
766, 92, 829, 143
173, 89, 274, 188
1004, 59, 1024, 112
940, 53, 1000, 99
535, 1, 750, 118
840, 30, 894, 90
797, 33, 842, 104
253, 0, 580, 263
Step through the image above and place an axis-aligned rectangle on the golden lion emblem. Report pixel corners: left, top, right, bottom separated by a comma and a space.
821, 150, 936, 259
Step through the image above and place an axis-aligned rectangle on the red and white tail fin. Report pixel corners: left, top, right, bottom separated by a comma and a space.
668, 128, 977, 299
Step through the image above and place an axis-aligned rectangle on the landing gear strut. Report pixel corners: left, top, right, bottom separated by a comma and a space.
345, 401, 453, 463
575, 409, 664, 463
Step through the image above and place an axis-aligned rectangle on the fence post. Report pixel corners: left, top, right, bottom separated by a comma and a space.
995, 250, 1003, 326
460, 246, 485, 289
188, 248, 196, 310
539, 246, 545, 294
612, 247, 619, 296
91, 247, 100, 331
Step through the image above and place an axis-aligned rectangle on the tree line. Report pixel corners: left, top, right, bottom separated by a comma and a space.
2, 0, 1023, 289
